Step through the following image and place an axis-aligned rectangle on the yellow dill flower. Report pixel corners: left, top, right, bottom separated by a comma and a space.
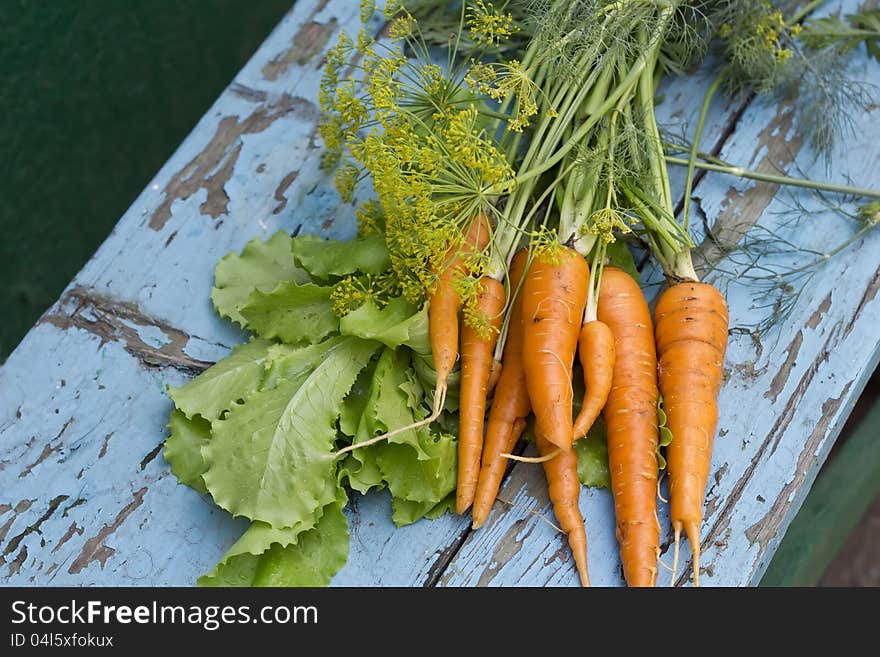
775, 47, 794, 63
420, 63, 446, 96
465, 59, 542, 132
335, 162, 360, 203
335, 80, 368, 128
356, 199, 384, 235
325, 31, 353, 72
532, 226, 566, 264
359, 0, 376, 24
357, 28, 375, 54
587, 207, 632, 244
317, 115, 344, 171
460, 279, 500, 340
330, 275, 369, 316
467, 0, 515, 46
389, 13, 417, 42
384, 0, 403, 20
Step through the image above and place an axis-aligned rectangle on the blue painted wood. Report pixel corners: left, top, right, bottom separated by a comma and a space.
1, 0, 878, 587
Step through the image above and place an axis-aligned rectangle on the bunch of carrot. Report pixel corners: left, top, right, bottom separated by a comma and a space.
320, 0, 878, 587
322, 0, 731, 588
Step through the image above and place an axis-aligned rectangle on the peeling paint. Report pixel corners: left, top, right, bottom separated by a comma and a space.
692, 326, 842, 585
68, 488, 147, 575
98, 432, 114, 459
52, 522, 84, 554
693, 99, 803, 275
262, 19, 338, 80
806, 292, 832, 330
745, 381, 854, 552
764, 330, 803, 404
41, 287, 213, 375
8, 546, 28, 577
61, 498, 86, 518
18, 442, 63, 479
2, 495, 69, 559
139, 444, 164, 471
149, 94, 316, 231
273, 170, 300, 214
228, 82, 268, 103
844, 267, 880, 337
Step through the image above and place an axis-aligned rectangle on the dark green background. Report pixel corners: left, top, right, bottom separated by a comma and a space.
0, 0, 292, 360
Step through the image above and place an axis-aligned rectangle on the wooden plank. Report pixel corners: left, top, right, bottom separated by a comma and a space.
0, 0, 741, 588
760, 389, 880, 586
1, 0, 877, 588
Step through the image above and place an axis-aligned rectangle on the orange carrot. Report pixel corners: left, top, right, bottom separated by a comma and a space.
428, 213, 494, 406
471, 249, 531, 529
536, 432, 590, 587
572, 320, 615, 439
456, 277, 506, 514
597, 266, 660, 587
521, 246, 589, 451
655, 281, 729, 586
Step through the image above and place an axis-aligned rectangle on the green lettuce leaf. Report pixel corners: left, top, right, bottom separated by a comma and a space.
198, 493, 349, 587
336, 357, 384, 495
168, 338, 272, 421
163, 410, 211, 494
606, 239, 640, 284
361, 349, 457, 507
211, 231, 308, 326
412, 353, 460, 412
240, 281, 338, 345
337, 348, 456, 508
377, 433, 457, 504
262, 337, 348, 391
574, 415, 611, 489
657, 395, 673, 470
391, 492, 455, 527
337, 453, 385, 495
291, 234, 390, 278
339, 298, 427, 350
571, 362, 610, 488
202, 336, 379, 528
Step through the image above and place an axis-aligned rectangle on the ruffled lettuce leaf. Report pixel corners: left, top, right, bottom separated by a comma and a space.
240, 281, 338, 345
163, 409, 211, 495
574, 415, 611, 489
340, 298, 428, 350
291, 234, 390, 278
337, 347, 456, 515
199, 492, 349, 587
168, 338, 273, 421
391, 492, 455, 527
202, 336, 379, 528
211, 231, 308, 326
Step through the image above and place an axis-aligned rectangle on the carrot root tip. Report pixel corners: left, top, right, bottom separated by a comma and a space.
671, 524, 681, 587
500, 449, 560, 463
683, 520, 702, 587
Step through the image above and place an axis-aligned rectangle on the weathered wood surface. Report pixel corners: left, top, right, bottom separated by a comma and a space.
1, 0, 877, 587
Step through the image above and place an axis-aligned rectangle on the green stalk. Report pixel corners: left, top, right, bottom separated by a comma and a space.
682, 73, 724, 232
664, 156, 880, 199
787, 0, 826, 26
584, 239, 606, 323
